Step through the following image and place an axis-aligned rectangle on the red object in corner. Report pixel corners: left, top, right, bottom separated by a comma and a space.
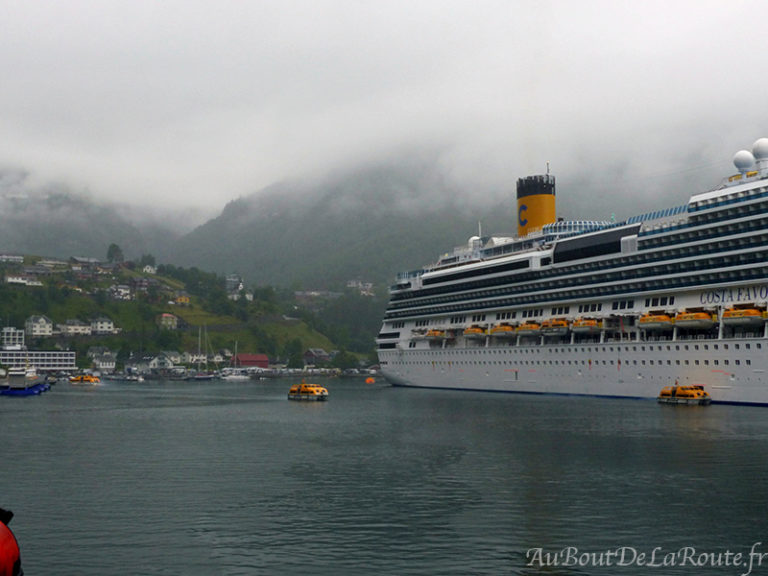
0, 521, 20, 576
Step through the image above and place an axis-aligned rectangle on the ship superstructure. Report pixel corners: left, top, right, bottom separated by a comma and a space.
376, 138, 768, 404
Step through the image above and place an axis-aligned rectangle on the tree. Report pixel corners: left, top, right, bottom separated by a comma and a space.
139, 254, 156, 267
331, 350, 358, 370
283, 338, 304, 368
107, 243, 124, 263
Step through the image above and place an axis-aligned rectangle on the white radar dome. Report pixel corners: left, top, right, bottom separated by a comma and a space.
753, 138, 768, 160
733, 149, 756, 172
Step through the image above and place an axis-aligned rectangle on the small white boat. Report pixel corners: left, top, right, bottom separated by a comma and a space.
220, 368, 251, 381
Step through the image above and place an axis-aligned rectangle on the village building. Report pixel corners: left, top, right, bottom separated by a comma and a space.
158, 313, 178, 330
92, 351, 117, 373
231, 353, 269, 369
91, 317, 116, 335
25, 315, 54, 337
59, 319, 92, 337
1, 327, 25, 350
303, 348, 331, 366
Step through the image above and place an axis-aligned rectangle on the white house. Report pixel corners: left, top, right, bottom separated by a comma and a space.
91, 317, 116, 335
92, 352, 117, 373
25, 315, 53, 337
109, 284, 132, 301
59, 319, 92, 336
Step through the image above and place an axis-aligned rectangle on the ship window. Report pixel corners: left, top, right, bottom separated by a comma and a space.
652, 298, 659, 306
676, 360, 680, 365
714, 344, 719, 350
736, 360, 741, 365
724, 359, 729, 365
735, 344, 740, 350
747, 359, 752, 365
685, 360, 690, 365
724, 344, 729, 350
714, 360, 719, 365
695, 360, 700, 365
667, 360, 671, 365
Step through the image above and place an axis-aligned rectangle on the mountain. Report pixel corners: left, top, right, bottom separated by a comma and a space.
167, 160, 517, 289
0, 169, 181, 260
0, 161, 521, 290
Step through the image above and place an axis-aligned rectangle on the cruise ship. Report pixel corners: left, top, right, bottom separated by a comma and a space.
376, 138, 768, 405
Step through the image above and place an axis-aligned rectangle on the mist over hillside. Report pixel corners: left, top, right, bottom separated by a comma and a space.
167, 159, 518, 289
0, 168, 198, 261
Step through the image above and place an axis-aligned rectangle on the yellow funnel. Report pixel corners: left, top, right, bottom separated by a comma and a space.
516, 174, 556, 237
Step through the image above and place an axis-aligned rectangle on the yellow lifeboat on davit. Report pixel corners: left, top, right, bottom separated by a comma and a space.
572, 318, 601, 334
462, 325, 487, 339
674, 311, 715, 330
288, 380, 329, 401
490, 323, 516, 338
541, 318, 570, 336
516, 321, 541, 336
658, 383, 711, 406
721, 307, 765, 327
424, 329, 447, 341
638, 313, 674, 331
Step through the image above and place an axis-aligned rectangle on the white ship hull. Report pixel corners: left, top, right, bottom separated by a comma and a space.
380, 335, 768, 405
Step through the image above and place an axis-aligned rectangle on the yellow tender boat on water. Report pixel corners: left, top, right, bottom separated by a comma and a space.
288, 380, 329, 401
658, 384, 711, 405
69, 374, 101, 384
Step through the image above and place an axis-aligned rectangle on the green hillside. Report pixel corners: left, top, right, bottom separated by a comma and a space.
0, 262, 371, 369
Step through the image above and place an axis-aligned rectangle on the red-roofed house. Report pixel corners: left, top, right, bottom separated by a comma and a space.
231, 353, 269, 369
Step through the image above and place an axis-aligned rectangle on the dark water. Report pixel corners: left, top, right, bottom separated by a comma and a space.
2, 378, 768, 575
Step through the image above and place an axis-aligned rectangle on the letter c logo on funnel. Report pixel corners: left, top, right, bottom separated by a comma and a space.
518, 204, 528, 227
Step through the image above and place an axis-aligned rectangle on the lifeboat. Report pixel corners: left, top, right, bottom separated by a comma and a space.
69, 374, 101, 384
288, 380, 329, 401
516, 321, 541, 336
674, 311, 715, 330
572, 318, 602, 334
424, 329, 447, 341
721, 307, 765, 327
490, 323, 516, 338
462, 325, 487, 339
541, 318, 570, 336
658, 383, 711, 406
638, 313, 674, 331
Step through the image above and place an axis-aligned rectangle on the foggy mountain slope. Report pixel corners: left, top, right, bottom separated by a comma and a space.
168, 162, 517, 289
0, 169, 181, 260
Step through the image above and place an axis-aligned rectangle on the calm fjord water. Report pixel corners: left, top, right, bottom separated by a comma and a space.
2, 378, 768, 575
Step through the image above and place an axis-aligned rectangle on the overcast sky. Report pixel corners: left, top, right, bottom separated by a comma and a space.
2, 0, 768, 216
